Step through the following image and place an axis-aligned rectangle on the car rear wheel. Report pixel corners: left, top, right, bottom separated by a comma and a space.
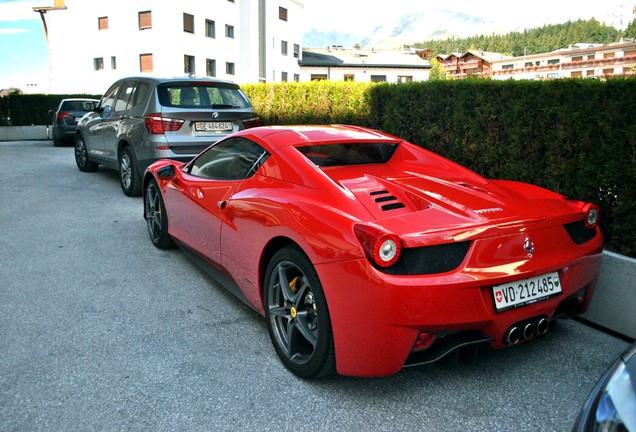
264, 246, 336, 379
119, 147, 141, 196
145, 178, 174, 249
74, 135, 98, 172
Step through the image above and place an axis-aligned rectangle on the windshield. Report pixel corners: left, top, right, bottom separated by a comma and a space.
157, 82, 251, 109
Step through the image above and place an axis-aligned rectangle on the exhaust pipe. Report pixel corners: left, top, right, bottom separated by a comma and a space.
505, 326, 522, 345
523, 322, 536, 339
536, 317, 549, 335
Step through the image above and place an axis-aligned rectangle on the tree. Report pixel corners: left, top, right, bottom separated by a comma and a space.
428, 58, 448, 81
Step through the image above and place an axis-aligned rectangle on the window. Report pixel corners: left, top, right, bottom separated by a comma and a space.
344, 74, 354, 82
129, 82, 150, 110
502, 64, 514, 70
572, 56, 583, 62
524, 62, 533, 68
94, 57, 104, 71
293, 44, 300, 59
205, 19, 215, 38
157, 82, 251, 109
206, 59, 216, 77
547, 59, 560, 65
114, 81, 136, 112
587, 55, 595, 60
184, 55, 195, 75
398, 76, 413, 83
139, 11, 152, 30
183, 13, 194, 33
293, 74, 300, 82
281, 40, 288, 56
226, 62, 235, 75
571, 71, 583, 78
603, 52, 615, 59
98, 16, 108, 30
111, 56, 117, 70
101, 82, 122, 112
279, 7, 288, 21
225, 24, 234, 38
140, 53, 153, 72
311, 74, 327, 81
603, 68, 615, 75
586, 70, 595, 76
188, 138, 269, 181
297, 143, 398, 167
281, 72, 288, 82
370, 75, 386, 82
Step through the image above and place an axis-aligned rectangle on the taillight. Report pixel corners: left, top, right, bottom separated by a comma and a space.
242, 116, 262, 129
353, 223, 401, 268
144, 113, 185, 134
56, 111, 71, 120
584, 203, 600, 229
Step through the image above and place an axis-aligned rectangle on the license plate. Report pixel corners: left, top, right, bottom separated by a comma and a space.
492, 271, 561, 312
194, 121, 232, 132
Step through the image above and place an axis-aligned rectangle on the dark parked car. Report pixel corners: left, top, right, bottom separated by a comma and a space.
49, 98, 99, 147
573, 342, 636, 431
75, 77, 260, 196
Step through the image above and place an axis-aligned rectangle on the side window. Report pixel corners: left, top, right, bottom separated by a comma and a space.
187, 137, 269, 180
100, 83, 121, 113
113, 81, 136, 112
129, 81, 150, 111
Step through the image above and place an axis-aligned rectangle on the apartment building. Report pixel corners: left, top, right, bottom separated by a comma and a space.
491, 40, 636, 80
435, 40, 636, 80
35, 0, 304, 94
300, 45, 430, 83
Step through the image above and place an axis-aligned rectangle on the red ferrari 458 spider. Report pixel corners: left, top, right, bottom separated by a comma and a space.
143, 125, 603, 378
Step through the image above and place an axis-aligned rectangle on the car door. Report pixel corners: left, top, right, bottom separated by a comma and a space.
163, 137, 268, 265
82, 81, 122, 159
99, 80, 137, 161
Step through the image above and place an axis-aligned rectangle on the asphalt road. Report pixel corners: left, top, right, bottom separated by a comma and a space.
0, 140, 630, 432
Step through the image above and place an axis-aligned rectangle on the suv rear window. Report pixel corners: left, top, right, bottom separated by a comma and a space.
157, 82, 251, 109
297, 143, 398, 167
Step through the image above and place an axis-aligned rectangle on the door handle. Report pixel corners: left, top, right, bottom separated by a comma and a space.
217, 200, 228, 210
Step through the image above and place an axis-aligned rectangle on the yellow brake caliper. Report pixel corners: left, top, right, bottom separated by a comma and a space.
289, 276, 301, 318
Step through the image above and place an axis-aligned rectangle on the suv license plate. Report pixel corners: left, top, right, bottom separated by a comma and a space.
195, 121, 232, 132
492, 271, 561, 312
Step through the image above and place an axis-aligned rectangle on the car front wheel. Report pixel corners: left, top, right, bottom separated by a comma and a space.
264, 246, 336, 379
145, 178, 174, 249
119, 147, 141, 196
75, 135, 98, 172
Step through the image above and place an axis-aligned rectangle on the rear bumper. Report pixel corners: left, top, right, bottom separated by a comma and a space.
316, 245, 602, 377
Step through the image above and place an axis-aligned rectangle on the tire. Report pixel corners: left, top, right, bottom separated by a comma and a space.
264, 246, 336, 379
74, 134, 98, 172
144, 178, 174, 249
119, 147, 141, 197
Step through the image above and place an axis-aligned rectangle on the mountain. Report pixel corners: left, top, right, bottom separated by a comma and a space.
302, 5, 632, 50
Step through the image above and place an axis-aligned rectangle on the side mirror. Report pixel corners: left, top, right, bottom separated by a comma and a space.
157, 165, 176, 180
82, 101, 96, 111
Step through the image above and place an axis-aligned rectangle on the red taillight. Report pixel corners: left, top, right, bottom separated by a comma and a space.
353, 223, 401, 268
242, 116, 262, 129
583, 203, 600, 229
144, 113, 185, 134
56, 111, 71, 120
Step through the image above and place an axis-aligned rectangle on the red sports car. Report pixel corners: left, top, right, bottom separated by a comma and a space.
142, 125, 603, 378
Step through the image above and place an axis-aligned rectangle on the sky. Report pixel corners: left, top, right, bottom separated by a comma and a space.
0, 0, 633, 90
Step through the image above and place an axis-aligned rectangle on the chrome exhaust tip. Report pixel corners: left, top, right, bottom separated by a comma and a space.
537, 317, 549, 335
523, 322, 536, 339
505, 326, 522, 345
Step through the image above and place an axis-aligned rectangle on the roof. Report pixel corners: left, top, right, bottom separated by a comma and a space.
301, 47, 430, 69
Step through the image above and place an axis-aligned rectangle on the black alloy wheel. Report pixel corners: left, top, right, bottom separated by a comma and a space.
145, 179, 174, 249
264, 246, 336, 379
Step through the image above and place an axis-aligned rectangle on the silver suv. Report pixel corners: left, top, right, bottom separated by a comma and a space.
75, 77, 260, 196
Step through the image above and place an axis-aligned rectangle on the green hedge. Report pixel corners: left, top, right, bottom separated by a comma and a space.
2, 80, 634, 256
244, 79, 636, 257
0, 93, 101, 126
